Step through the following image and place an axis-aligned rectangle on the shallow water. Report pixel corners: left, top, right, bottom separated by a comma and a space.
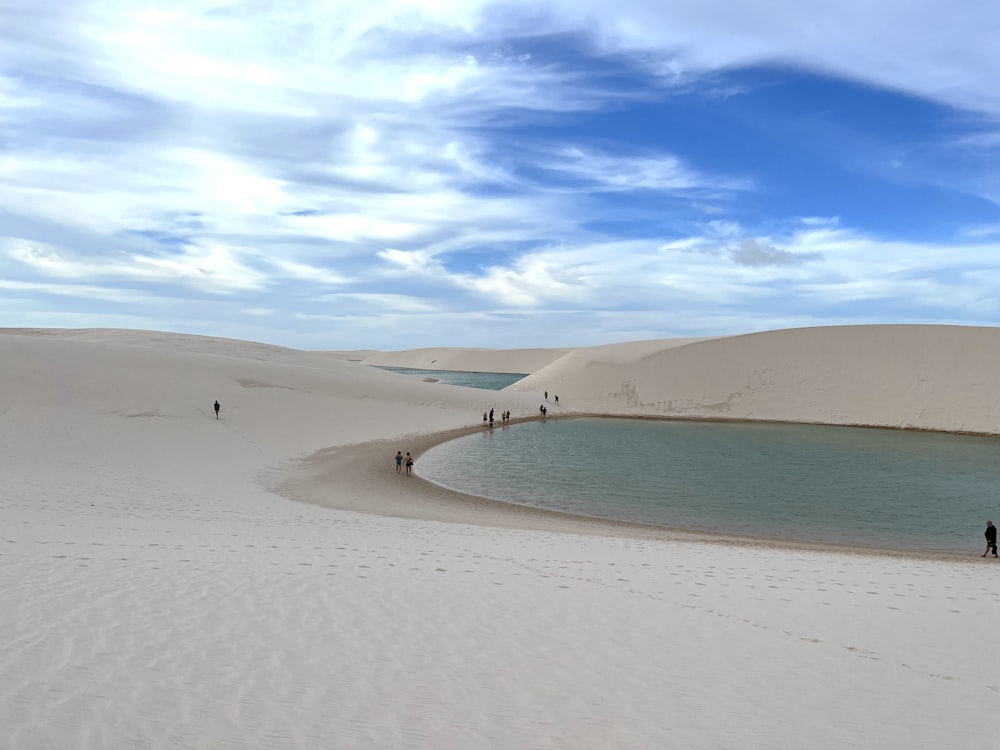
375, 366, 526, 390
417, 418, 1000, 553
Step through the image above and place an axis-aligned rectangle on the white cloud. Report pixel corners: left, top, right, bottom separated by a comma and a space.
543, 146, 750, 194
6, 238, 266, 291
546, 0, 1000, 117
800, 216, 840, 228
960, 223, 1000, 239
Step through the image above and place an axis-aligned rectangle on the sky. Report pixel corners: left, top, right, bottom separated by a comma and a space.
2, 0, 1000, 350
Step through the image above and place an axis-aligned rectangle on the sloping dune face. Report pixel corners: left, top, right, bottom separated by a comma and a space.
0, 329, 531, 481
507, 325, 1000, 434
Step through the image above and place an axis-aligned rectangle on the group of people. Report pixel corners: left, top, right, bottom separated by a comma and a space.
483, 408, 511, 428
481, 391, 562, 425
395, 451, 414, 476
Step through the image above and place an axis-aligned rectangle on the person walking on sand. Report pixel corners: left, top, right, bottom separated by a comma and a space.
984, 520, 997, 557
405, 452, 414, 476
395, 450, 403, 474
214, 400, 220, 419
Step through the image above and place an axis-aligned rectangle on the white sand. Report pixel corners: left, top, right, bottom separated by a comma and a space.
1, 326, 997, 749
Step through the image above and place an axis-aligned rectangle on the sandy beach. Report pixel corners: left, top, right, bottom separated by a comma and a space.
1, 326, 998, 749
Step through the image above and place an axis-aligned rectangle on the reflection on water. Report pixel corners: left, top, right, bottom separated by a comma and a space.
375, 366, 527, 390
417, 418, 1000, 553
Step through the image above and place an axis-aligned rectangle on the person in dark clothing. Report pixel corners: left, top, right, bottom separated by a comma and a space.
405, 452, 414, 476
983, 520, 997, 557
214, 400, 220, 419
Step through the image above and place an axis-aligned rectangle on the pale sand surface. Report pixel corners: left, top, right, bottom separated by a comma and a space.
1, 326, 998, 749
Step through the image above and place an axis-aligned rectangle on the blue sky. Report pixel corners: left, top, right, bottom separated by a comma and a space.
2, 1, 999, 350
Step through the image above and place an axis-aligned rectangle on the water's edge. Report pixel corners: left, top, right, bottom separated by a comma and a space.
415, 415, 1000, 556
278, 414, 992, 563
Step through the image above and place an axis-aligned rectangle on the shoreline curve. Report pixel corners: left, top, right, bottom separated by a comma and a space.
276, 415, 983, 564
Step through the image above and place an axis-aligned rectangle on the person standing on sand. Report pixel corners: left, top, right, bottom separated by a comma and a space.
984, 520, 997, 557
405, 452, 414, 476
395, 451, 403, 474
214, 400, 220, 419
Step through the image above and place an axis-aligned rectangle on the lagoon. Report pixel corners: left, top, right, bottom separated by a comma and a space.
375, 366, 527, 390
417, 418, 1000, 553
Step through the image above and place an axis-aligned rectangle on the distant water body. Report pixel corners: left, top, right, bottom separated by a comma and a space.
376, 366, 527, 390
417, 418, 1000, 554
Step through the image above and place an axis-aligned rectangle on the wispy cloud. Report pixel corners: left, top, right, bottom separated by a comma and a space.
542, 146, 751, 194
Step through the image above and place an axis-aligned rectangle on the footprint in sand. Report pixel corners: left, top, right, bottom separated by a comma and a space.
845, 646, 878, 660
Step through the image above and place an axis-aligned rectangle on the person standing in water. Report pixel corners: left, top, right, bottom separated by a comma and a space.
214, 400, 220, 419
984, 520, 997, 557
405, 452, 414, 476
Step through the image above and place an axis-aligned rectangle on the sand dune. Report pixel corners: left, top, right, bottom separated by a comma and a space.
507, 324, 1000, 433
0, 326, 997, 749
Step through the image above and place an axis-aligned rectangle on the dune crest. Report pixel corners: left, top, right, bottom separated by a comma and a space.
507, 325, 1000, 434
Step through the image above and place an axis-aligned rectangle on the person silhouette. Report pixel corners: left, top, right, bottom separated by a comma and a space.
214, 400, 220, 419
984, 520, 997, 557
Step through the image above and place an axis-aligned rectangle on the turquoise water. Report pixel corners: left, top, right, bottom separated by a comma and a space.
376, 366, 527, 390
417, 418, 1000, 553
